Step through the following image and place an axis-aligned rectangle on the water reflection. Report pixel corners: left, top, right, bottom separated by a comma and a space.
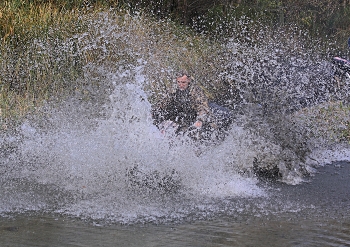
1, 213, 349, 246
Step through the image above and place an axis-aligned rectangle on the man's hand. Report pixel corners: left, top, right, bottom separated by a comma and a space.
194, 120, 202, 128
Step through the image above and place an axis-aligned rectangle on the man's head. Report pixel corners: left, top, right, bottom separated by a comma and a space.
176, 74, 191, 90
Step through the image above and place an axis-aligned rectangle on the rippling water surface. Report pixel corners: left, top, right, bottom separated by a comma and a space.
1, 162, 349, 246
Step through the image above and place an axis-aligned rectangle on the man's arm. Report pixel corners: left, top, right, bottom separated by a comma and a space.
190, 85, 210, 127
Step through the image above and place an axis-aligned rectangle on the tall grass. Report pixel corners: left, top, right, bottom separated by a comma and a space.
70, 9, 227, 101
0, 1, 88, 128
0, 0, 348, 133
0, 1, 222, 129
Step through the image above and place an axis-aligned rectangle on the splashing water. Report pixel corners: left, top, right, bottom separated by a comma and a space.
1, 11, 350, 224
1, 62, 270, 222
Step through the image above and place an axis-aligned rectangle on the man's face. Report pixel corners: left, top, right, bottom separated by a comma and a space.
177, 75, 190, 90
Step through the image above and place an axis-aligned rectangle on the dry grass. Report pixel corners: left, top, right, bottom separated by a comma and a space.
0, 1, 80, 43
72, 10, 229, 101
0, 1, 89, 128
293, 101, 350, 142
1, 1, 349, 147
0, 3, 224, 129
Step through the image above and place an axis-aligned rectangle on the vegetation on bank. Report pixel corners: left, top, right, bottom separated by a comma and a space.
0, 0, 350, 137
110, 0, 350, 45
0, 0, 220, 128
292, 101, 350, 143
0, 1, 84, 125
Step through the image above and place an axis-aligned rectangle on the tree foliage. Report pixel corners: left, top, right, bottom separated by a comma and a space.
115, 0, 349, 41
1, 0, 349, 41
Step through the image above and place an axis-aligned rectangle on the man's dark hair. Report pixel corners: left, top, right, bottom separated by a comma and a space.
177, 70, 190, 78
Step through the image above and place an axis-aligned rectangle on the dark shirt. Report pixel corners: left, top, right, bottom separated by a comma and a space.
154, 83, 210, 129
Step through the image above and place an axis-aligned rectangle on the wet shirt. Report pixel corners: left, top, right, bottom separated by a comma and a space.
161, 83, 210, 128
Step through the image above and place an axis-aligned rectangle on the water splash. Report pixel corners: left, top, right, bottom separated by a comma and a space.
0, 65, 270, 223
1, 11, 350, 224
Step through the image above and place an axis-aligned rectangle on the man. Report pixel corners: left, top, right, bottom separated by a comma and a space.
153, 72, 211, 133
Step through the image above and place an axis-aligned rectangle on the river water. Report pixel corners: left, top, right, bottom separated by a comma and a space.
1, 11, 350, 246
0, 80, 349, 245
0, 161, 349, 246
